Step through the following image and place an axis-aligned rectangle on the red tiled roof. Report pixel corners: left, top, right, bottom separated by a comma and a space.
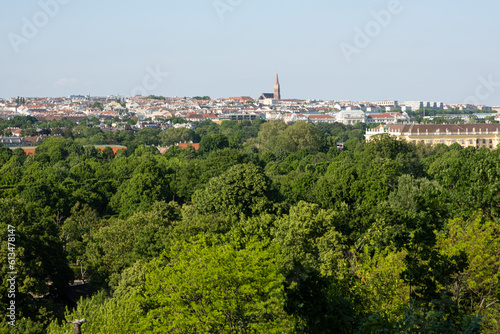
229, 96, 254, 101
369, 114, 394, 119
176, 143, 200, 150
23, 136, 43, 143
94, 146, 127, 154
23, 148, 36, 155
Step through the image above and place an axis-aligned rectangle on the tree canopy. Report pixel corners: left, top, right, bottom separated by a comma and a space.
0, 117, 497, 333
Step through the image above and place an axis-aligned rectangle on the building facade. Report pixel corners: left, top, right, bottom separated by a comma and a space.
366, 124, 500, 149
0, 137, 25, 147
334, 109, 366, 125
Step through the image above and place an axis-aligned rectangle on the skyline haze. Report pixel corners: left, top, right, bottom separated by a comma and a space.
2, 0, 500, 105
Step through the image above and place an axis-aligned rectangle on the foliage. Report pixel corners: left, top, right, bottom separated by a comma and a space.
437, 214, 500, 332
192, 163, 275, 217
45, 290, 142, 334
138, 237, 294, 333
198, 133, 229, 154
0, 199, 73, 327
2, 121, 497, 332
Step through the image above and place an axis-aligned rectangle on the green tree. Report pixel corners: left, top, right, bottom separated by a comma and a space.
281, 121, 325, 154
61, 202, 100, 266
84, 202, 175, 287
109, 159, 173, 217
437, 214, 500, 332
92, 102, 103, 110
159, 127, 199, 147
138, 237, 294, 333
198, 133, 229, 154
272, 201, 356, 333
101, 146, 114, 160
192, 163, 275, 217
437, 148, 500, 218
46, 290, 142, 334
0, 199, 73, 326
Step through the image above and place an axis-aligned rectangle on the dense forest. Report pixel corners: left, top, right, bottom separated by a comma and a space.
0, 117, 499, 333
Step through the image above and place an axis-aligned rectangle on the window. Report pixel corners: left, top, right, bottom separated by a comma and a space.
442, 140, 445, 144
470, 139, 473, 144
430, 140, 433, 144
453, 140, 456, 143
489, 139, 493, 144
462, 140, 465, 144
483, 139, 486, 144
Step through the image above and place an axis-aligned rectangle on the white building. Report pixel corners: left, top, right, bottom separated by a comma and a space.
366, 112, 410, 124
307, 114, 336, 124
281, 113, 309, 123
377, 100, 399, 108
334, 109, 366, 125
403, 101, 444, 112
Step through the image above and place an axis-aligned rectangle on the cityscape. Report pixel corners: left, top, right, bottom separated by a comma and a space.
2, 0, 500, 333
2, 74, 500, 152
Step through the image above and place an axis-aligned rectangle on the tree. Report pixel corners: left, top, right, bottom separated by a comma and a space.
192, 163, 275, 217
273, 201, 346, 275
101, 147, 114, 160
18, 161, 75, 217
61, 203, 100, 266
198, 133, 229, 154
437, 214, 500, 332
83, 202, 176, 288
272, 202, 356, 333
351, 246, 409, 321
109, 159, 173, 217
159, 127, 199, 147
0, 199, 73, 326
281, 122, 325, 154
138, 237, 294, 333
92, 102, 103, 110
46, 291, 142, 334
436, 148, 500, 218
20, 128, 38, 137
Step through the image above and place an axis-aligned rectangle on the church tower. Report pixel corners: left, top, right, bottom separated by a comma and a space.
274, 73, 281, 100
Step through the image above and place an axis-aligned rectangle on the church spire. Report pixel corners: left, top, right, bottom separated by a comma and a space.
274, 73, 281, 100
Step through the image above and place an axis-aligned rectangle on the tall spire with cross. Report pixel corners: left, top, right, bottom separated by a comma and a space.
274, 73, 281, 100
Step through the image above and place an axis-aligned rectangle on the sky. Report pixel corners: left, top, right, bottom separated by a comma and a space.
1, 0, 500, 105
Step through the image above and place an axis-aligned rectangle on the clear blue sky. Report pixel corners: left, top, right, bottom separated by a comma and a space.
2, 0, 500, 105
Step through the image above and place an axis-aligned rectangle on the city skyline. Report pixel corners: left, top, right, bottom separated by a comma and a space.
2, 0, 500, 104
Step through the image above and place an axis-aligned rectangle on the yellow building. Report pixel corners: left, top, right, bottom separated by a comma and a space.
365, 124, 500, 149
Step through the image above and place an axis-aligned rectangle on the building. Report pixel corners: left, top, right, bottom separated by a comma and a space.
218, 113, 263, 121
366, 112, 410, 124
377, 100, 399, 108
259, 93, 274, 100
274, 73, 281, 100
259, 73, 281, 101
280, 113, 309, 124
0, 137, 25, 147
307, 114, 336, 124
334, 109, 366, 125
403, 101, 444, 112
403, 101, 424, 112
228, 96, 254, 103
366, 124, 500, 149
